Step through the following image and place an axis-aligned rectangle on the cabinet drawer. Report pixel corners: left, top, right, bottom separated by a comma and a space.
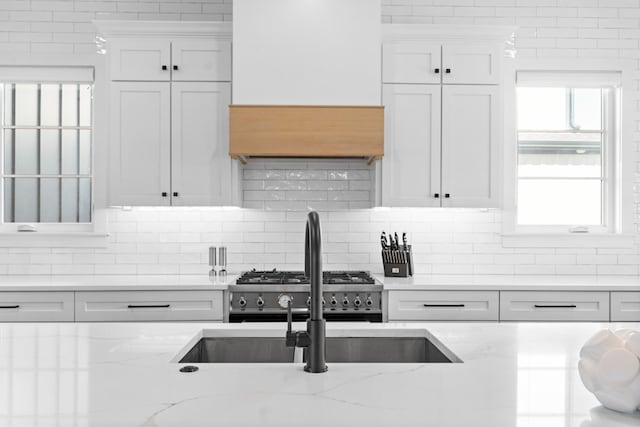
611, 292, 640, 322
0, 292, 74, 322
75, 291, 223, 322
500, 291, 609, 321
388, 291, 499, 321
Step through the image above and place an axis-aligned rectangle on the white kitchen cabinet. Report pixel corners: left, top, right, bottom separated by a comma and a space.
110, 82, 171, 206
500, 291, 609, 322
382, 84, 500, 207
75, 290, 223, 322
611, 292, 640, 322
441, 85, 500, 207
0, 292, 74, 322
382, 84, 441, 207
110, 82, 232, 206
382, 42, 500, 85
109, 38, 231, 82
388, 290, 499, 321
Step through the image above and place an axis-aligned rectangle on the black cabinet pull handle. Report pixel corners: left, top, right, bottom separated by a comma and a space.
0, 305, 20, 309
161, 65, 167, 71
161, 192, 167, 197
434, 68, 440, 74
424, 304, 465, 308
444, 193, 450, 198
127, 304, 171, 309
173, 65, 178, 71
534, 304, 577, 308
445, 68, 451, 74
173, 192, 179, 197
434, 193, 440, 198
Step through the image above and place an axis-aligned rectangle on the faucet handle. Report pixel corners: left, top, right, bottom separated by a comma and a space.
285, 301, 311, 348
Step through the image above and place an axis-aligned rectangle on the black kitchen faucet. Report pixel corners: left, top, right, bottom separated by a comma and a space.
286, 211, 328, 373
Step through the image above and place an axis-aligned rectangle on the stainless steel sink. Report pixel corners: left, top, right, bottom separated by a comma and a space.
179, 335, 458, 364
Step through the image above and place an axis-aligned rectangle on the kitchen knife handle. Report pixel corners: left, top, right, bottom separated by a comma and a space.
127, 304, 171, 309
533, 304, 577, 308
0, 305, 19, 309
424, 304, 465, 308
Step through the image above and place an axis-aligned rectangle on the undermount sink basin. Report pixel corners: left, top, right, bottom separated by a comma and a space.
177, 330, 461, 364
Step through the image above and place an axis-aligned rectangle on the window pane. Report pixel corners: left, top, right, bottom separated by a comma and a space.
518, 132, 602, 178
3, 129, 13, 174
40, 129, 61, 175
13, 129, 39, 175
572, 88, 602, 131
79, 130, 91, 175
79, 178, 91, 223
3, 84, 14, 126
60, 178, 78, 222
517, 179, 602, 225
61, 84, 78, 127
12, 177, 38, 222
79, 84, 92, 127
14, 84, 39, 126
40, 178, 60, 222
40, 84, 60, 126
61, 130, 78, 175
517, 87, 567, 130
3, 179, 13, 222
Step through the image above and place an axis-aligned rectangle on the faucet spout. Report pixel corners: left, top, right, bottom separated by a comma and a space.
304, 211, 327, 373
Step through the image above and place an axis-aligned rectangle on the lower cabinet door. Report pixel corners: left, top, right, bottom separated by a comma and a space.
611, 292, 640, 322
500, 291, 609, 321
0, 292, 74, 322
75, 291, 223, 322
388, 290, 499, 321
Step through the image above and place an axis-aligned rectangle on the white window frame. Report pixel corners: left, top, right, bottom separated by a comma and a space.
0, 56, 108, 248
502, 58, 635, 248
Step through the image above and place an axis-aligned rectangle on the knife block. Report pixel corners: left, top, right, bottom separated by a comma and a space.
381, 245, 414, 277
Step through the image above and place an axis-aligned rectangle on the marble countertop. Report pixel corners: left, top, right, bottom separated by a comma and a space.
1, 321, 639, 427
0, 274, 236, 291
376, 274, 640, 291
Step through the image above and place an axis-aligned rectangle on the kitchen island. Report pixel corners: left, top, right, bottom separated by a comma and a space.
1, 321, 639, 427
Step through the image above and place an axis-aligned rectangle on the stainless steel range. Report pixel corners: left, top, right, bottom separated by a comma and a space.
228, 269, 383, 322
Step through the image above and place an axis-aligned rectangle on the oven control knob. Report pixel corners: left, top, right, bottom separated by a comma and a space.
238, 297, 247, 308
277, 294, 292, 309
330, 296, 338, 307
306, 296, 311, 307
256, 296, 265, 308
353, 296, 362, 307
365, 296, 374, 307
342, 296, 350, 307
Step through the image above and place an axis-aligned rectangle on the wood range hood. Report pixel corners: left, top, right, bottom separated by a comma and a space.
229, 105, 384, 164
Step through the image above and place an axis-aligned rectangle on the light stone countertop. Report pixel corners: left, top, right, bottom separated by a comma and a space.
1, 321, 639, 427
0, 274, 236, 291
376, 274, 640, 291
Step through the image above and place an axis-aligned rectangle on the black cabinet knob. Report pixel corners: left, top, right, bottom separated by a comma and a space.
173, 192, 179, 197
444, 193, 450, 198
173, 65, 178, 71
445, 68, 451, 74
161, 65, 167, 71
434, 193, 440, 198
434, 68, 440, 74
161, 192, 167, 197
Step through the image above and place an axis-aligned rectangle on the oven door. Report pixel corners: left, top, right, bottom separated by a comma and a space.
229, 311, 382, 323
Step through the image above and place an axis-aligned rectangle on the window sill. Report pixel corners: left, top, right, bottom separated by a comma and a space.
501, 233, 635, 248
0, 232, 110, 248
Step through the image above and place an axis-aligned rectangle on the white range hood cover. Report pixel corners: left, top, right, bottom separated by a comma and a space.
232, 0, 381, 105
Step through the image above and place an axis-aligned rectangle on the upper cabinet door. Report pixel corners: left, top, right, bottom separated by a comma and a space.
109, 39, 171, 81
382, 42, 441, 84
171, 40, 232, 82
171, 82, 232, 206
441, 85, 500, 208
110, 82, 171, 206
382, 84, 441, 207
441, 44, 502, 85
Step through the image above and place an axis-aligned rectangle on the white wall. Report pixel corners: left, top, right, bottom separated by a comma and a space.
0, 0, 638, 276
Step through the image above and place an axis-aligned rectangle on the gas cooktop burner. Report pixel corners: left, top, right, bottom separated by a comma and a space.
236, 269, 375, 285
